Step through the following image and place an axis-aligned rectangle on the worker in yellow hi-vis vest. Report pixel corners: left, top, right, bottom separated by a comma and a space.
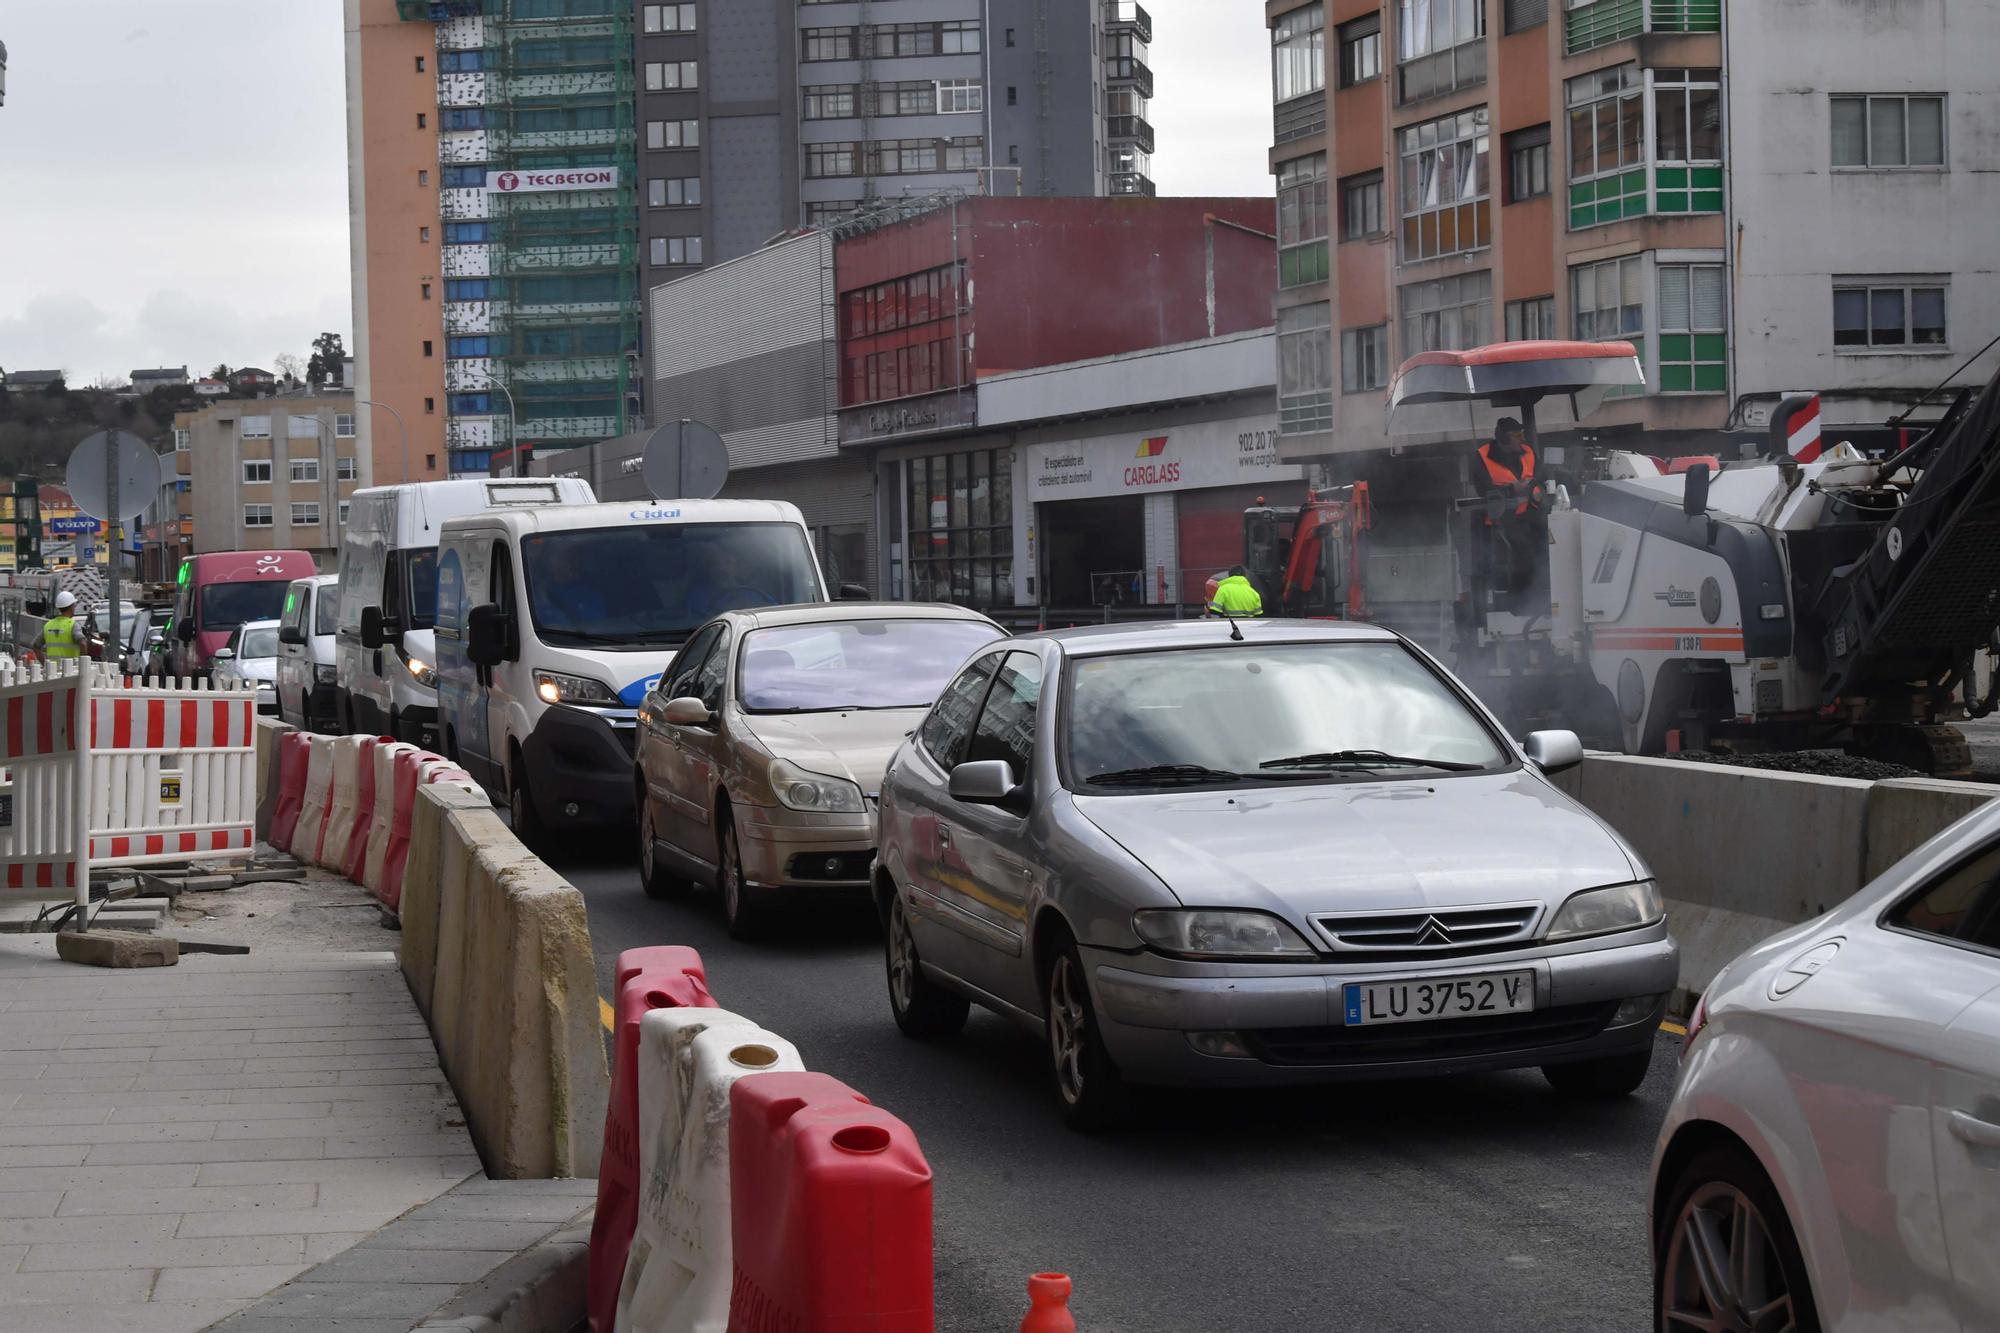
41, 591, 82, 660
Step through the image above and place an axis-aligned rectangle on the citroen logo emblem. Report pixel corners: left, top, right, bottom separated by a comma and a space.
1414, 916, 1453, 946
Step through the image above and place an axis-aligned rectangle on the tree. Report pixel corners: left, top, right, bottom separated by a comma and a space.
273, 353, 306, 384
41, 375, 68, 397
210, 363, 231, 381
307, 333, 347, 390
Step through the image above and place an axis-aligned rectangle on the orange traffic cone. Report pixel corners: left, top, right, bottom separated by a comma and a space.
1021, 1272, 1076, 1332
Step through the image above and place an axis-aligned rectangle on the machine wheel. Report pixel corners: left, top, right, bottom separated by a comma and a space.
1043, 929, 1131, 1131
636, 794, 692, 902
1655, 1145, 1820, 1333
884, 894, 969, 1039
1852, 723, 1972, 779
1543, 1048, 1653, 1098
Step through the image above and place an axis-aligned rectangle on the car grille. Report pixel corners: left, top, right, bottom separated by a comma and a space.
1313, 903, 1541, 959
1243, 1001, 1618, 1068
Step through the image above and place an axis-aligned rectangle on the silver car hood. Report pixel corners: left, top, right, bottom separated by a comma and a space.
1072, 771, 1641, 915
739, 708, 923, 794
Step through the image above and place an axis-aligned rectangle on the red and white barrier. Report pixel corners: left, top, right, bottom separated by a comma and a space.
0, 662, 91, 914
296, 734, 337, 865
318, 735, 374, 873
362, 741, 417, 895
270, 731, 311, 853
343, 735, 381, 883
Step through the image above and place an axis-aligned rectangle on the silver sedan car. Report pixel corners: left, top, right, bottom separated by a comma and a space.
874, 620, 1680, 1128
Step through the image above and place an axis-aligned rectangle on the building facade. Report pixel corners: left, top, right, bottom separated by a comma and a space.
185, 394, 363, 568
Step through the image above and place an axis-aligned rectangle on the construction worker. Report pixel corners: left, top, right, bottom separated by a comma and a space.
1474, 418, 1547, 605
41, 591, 81, 661
1206, 566, 1263, 618
1478, 417, 1539, 514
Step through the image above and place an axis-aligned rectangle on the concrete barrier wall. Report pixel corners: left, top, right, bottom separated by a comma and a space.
400, 784, 609, 1179
1554, 755, 1999, 999
253, 717, 293, 842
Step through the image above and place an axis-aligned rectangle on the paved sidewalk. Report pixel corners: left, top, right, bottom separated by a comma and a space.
0, 940, 481, 1331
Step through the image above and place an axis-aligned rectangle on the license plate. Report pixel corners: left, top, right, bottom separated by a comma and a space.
1342, 970, 1536, 1027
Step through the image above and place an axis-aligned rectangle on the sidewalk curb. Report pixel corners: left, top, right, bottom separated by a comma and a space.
415, 1220, 592, 1333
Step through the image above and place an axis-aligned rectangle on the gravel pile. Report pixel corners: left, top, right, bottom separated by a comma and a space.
1664, 749, 1922, 781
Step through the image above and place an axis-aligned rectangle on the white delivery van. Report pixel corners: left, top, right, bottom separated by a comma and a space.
433, 499, 827, 841
275, 573, 340, 732
336, 478, 593, 745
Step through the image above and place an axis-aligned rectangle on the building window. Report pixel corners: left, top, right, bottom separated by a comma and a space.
421, 282, 432, 300
443, 222, 493, 244
417, 169, 429, 187
1277, 154, 1330, 286
1397, 0, 1486, 103
243, 505, 273, 528
415, 55, 426, 72
1338, 13, 1381, 89
858, 20, 981, 57
801, 28, 855, 61
938, 79, 983, 114
1566, 64, 1644, 228
441, 108, 484, 130
1571, 254, 1644, 341
416, 112, 427, 129
425, 398, 436, 414
1272, 3, 1325, 104
1835, 280, 1948, 350
339, 501, 351, 526
806, 142, 860, 178
291, 503, 321, 527
289, 458, 321, 484
644, 61, 699, 90
1397, 107, 1490, 261
445, 278, 495, 301
803, 85, 857, 119
1008, 86, 1017, 106
173, 429, 190, 452
240, 415, 271, 440
1504, 295, 1557, 341
904, 451, 1013, 610
1339, 170, 1383, 240
1832, 94, 1945, 170
1505, 123, 1550, 202
419, 226, 432, 243
650, 236, 704, 266
1400, 269, 1492, 353
438, 50, 485, 73
423, 339, 434, 357
1505, 0, 1547, 32
335, 413, 355, 438
242, 460, 272, 485
642, 3, 697, 32
648, 177, 702, 206
1341, 324, 1389, 393
336, 458, 359, 480
1278, 303, 1335, 435
440, 167, 483, 190
1658, 264, 1727, 393
647, 118, 702, 148
1653, 67, 1724, 213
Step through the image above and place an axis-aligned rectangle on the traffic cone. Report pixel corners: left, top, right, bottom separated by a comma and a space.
1021, 1272, 1075, 1332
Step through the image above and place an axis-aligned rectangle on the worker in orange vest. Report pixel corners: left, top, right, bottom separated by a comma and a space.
1475, 417, 1546, 605
1478, 417, 1539, 515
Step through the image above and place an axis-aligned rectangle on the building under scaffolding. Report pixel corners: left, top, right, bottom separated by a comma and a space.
398, 0, 641, 475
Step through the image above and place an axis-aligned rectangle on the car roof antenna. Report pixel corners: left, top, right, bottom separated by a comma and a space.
1225, 613, 1244, 642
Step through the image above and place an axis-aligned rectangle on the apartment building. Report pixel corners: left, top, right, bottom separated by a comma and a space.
1267, 0, 2000, 465
185, 394, 363, 568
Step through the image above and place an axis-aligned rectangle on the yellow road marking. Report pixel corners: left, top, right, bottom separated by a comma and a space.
1660, 1020, 1687, 1036
599, 997, 615, 1032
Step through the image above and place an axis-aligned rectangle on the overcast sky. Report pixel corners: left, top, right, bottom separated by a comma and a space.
0, 1, 1272, 386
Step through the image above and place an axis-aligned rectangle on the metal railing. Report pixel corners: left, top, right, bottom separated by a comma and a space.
1566, 0, 1719, 53
1105, 114, 1155, 155
1104, 56, 1153, 99
1102, 0, 1152, 42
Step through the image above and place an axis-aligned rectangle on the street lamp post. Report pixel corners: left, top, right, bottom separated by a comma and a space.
481, 377, 520, 477
355, 398, 410, 483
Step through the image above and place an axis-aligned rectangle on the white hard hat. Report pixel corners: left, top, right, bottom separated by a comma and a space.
53, 591, 76, 610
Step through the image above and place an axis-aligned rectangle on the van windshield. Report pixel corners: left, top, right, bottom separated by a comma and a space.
201, 581, 290, 632
520, 522, 822, 649
407, 549, 438, 630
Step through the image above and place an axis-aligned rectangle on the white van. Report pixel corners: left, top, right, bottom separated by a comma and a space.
433, 499, 827, 841
275, 573, 339, 731
336, 478, 593, 745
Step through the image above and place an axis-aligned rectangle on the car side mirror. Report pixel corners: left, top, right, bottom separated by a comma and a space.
1681, 463, 1711, 518
176, 618, 195, 643
359, 605, 386, 650
662, 695, 712, 726
279, 624, 305, 646
465, 603, 510, 667
838, 582, 870, 601
212, 647, 236, 662
1522, 729, 1584, 775
948, 759, 1019, 806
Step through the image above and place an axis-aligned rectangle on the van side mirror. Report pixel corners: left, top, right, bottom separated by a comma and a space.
1522, 729, 1584, 775
838, 583, 870, 601
176, 618, 195, 643
465, 603, 510, 667
212, 647, 236, 662
279, 624, 305, 646
359, 605, 386, 650
1681, 463, 1711, 518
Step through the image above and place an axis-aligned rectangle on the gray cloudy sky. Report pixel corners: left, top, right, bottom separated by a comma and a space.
0, 1, 1271, 386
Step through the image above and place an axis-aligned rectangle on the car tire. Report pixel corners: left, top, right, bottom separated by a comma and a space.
507, 751, 552, 854
717, 812, 767, 940
1043, 929, 1131, 1132
1542, 1047, 1653, 1098
1655, 1144, 1820, 1333
637, 794, 692, 902
884, 893, 968, 1039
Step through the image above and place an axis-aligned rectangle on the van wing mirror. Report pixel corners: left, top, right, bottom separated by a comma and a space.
359, 605, 386, 650
1681, 463, 1711, 518
278, 624, 306, 646
465, 603, 510, 667
838, 583, 870, 601
175, 618, 195, 643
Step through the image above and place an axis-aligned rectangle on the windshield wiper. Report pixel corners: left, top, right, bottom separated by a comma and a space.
1257, 750, 1483, 772
1086, 764, 1248, 786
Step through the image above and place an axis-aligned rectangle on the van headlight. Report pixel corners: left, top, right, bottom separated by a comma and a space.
1546, 881, 1664, 941
533, 668, 618, 706
401, 652, 438, 687
768, 759, 864, 814
1132, 909, 1317, 961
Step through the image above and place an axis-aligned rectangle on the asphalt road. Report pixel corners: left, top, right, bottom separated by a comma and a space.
553, 842, 1679, 1333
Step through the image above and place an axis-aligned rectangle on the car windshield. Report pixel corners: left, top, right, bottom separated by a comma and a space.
406, 549, 438, 629
238, 625, 279, 659
521, 522, 821, 650
738, 619, 1004, 713
315, 588, 339, 636
1067, 641, 1507, 789
201, 580, 290, 631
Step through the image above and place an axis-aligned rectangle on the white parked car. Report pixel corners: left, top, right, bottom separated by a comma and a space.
212, 618, 280, 713
1651, 801, 2000, 1332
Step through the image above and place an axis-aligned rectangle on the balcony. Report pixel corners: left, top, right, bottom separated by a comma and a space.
1105, 56, 1153, 99
1565, 0, 1720, 54
1102, 1, 1152, 43
1105, 114, 1155, 155
1110, 172, 1156, 197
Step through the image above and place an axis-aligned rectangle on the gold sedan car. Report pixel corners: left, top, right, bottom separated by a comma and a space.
634, 602, 1007, 937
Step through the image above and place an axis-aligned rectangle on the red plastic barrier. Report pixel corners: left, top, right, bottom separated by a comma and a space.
728, 1071, 933, 1333
268, 731, 311, 853
587, 947, 716, 1333
342, 737, 382, 883
378, 748, 431, 913
1021, 1273, 1076, 1332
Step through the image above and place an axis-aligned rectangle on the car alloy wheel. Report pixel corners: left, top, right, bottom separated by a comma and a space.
1048, 954, 1089, 1106
888, 898, 917, 1013
718, 817, 761, 939
1661, 1180, 1799, 1333
883, 893, 968, 1039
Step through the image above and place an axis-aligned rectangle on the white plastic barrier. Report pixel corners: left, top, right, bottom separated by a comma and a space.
0, 661, 91, 911
317, 735, 372, 871
614, 1007, 804, 1333
363, 741, 419, 894
86, 672, 258, 865
294, 734, 336, 865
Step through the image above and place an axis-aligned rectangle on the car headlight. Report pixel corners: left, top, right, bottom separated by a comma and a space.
533, 668, 619, 706
1132, 909, 1317, 961
1546, 881, 1664, 941
402, 652, 438, 688
768, 759, 864, 814
315, 664, 339, 685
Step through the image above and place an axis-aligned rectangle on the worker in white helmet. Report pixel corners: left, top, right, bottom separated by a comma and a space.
42, 591, 81, 660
